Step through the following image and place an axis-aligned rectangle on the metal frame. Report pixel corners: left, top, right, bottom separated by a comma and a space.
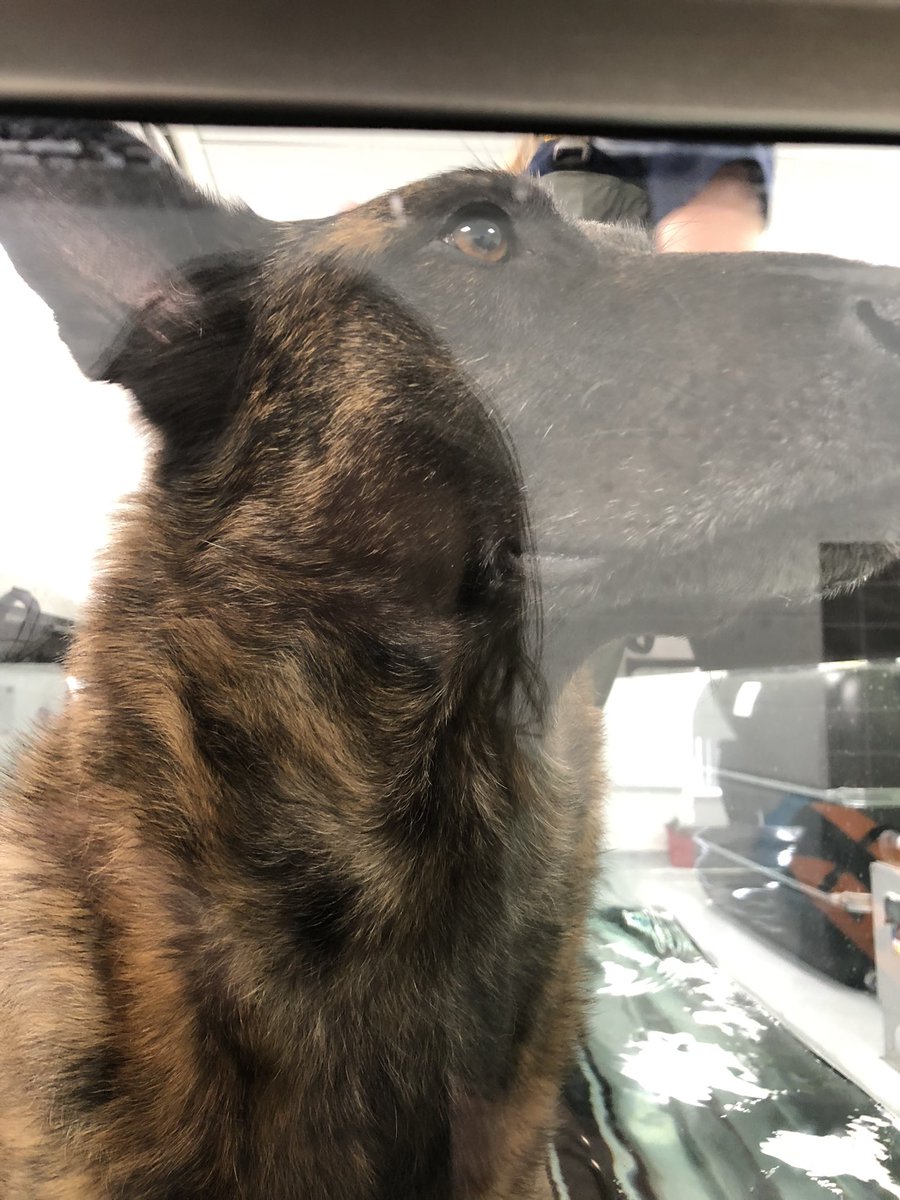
5, 0, 900, 140
872, 862, 900, 1067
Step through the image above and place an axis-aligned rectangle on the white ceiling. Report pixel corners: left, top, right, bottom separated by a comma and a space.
172, 126, 521, 221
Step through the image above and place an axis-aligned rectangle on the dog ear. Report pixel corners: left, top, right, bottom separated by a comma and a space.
0, 120, 269, 467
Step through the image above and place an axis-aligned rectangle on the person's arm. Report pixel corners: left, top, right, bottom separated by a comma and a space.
656, 161, 767, 253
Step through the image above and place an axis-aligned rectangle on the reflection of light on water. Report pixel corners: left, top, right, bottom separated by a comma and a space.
595, 946, 769, 1041
659, 957, 767, 1041
595, 961, 661, 997
761, 1117, 900, 1199
692, 1007, 766, 1039
619, 1031, 771, 1106
595, 937, 656, 969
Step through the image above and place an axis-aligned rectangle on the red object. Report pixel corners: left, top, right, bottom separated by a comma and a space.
666, 825, 697, 868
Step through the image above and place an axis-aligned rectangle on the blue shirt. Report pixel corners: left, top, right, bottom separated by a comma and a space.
527, 138, 774, 226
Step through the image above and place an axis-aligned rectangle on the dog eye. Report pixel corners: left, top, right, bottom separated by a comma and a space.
443, 210, 511, 264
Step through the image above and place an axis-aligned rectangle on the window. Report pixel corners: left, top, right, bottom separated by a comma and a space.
1, 121, 897, 1197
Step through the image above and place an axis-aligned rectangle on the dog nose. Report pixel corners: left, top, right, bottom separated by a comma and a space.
741, 255, 900, 357
856, 298, 900, 356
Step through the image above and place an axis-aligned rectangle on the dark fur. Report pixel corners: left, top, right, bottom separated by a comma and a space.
1, 120, 900, 1198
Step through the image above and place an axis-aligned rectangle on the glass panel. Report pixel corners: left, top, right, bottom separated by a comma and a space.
1, 121, 898, 1197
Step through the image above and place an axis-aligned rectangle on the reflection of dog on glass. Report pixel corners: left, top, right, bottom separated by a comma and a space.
1, 120, 900, 1198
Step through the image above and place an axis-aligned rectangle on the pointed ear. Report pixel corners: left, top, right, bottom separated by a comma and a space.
0, 120, 270, 466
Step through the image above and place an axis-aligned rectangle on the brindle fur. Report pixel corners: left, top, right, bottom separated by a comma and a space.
1, 120, 900, 1199
0, 122, 602, 1200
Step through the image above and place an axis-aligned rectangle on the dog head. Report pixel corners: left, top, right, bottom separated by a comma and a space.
2, 122, 900, 693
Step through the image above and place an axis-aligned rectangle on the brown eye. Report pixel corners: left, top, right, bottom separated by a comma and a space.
444, 211, 511, 264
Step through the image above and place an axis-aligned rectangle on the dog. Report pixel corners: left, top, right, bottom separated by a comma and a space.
1, 119, 900, 1199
